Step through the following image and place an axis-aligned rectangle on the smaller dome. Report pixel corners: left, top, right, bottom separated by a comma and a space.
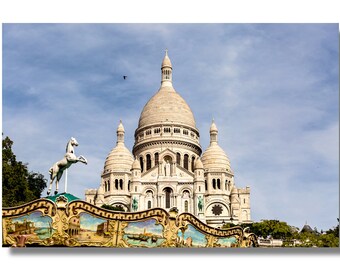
103, 121, 134, 173
132, 157, 141, 170
194, 158, 204, 170
103, 144, 134, 173
201, 120, 232, 172
201, 143, 231, 172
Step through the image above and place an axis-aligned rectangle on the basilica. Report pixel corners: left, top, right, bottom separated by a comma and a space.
85, 51, 251, 227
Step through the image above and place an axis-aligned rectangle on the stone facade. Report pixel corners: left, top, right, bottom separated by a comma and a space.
85, 51, 251, 228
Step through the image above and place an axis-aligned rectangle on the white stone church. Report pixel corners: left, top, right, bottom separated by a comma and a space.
85, 51, 251, 227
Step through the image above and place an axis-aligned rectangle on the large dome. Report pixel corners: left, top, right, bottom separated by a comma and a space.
138, 85, 197, 129
133, 50, 202, 158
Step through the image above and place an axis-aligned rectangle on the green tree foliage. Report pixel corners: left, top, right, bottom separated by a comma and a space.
326, 218, 339, 238
2, 136, 47, 207
248, 218, 339, 247
101, 204, 125, 212
27, 172, 48, 199
250, 220, 293, 239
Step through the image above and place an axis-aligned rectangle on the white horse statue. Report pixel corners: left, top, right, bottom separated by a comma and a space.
47, 137, 87, 196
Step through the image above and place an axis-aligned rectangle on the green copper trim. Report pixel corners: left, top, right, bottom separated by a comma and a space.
45, 192, 80, 203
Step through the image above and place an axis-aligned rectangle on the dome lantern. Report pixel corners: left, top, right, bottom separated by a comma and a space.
161, 49, 173, 87
117, 120, 125, 145
209, 119, 218, 145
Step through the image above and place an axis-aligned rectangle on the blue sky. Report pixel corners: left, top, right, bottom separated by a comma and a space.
2, 23, 338, 232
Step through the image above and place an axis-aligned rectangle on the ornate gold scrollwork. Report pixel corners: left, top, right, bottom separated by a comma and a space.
2, 198, 257, 248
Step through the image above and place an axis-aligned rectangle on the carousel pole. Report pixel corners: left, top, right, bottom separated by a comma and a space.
64, 169, 68, 193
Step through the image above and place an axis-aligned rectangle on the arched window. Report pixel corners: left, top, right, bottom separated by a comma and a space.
146, 154, 151, 170
140, 157, 144, 173
107, 180, 110, 191
205, 180, 207, 190
184, 200, 189, 212
217, 179, 221, 189
176, 153, 181, 165
128, 181, 130, 191
212, 179, 216, 189
104, 182, 107, 192
148, 201, 152, 209
155, 153, 159, 165
225, 180, 228, 190
191, 156, 195, 171
184, 154, 189, 170
164, 188, 172, 209
119, 179, 123, 190
115, 179, 119, 190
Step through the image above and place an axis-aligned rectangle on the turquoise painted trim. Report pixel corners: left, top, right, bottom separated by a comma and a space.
45, 192, 80, 203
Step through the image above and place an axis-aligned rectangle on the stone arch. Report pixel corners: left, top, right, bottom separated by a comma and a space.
212, 178, 216, 189
146, 153, 152, 170
184, 200, 189, 212
142, 186, 157, 195
139, 156, 144, 173
191, 155, 196, 172
107, 200, 130, 212
154, 152, 159, 165
160, 153, 175, 163
163, 187, 173, 209
183, 154, 189, 170
217, 178, 221, 189
162, 154, 174, 176
176, 152, 181, 165
178, 186, 193, 197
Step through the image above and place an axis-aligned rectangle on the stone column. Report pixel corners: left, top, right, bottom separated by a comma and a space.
124, 174, 129, 191
207, 175, 212, 192
143, 158, 146, 172
109, 174, 114, 192
171, 162, 176, 176
159, 161, 164, 176
221, 173, 226, 192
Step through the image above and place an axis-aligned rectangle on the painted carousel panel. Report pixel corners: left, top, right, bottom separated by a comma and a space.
122, 218, 165, 248
3, 211, 55, 247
